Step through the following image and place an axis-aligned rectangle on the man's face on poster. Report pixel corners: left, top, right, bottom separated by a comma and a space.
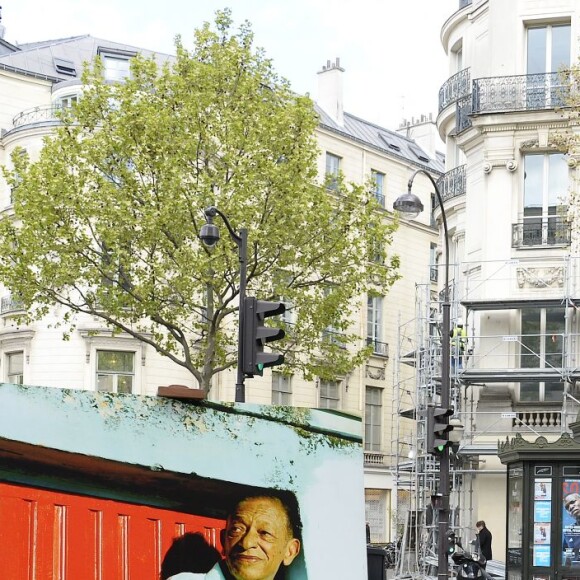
222, 496, 300, 580
565, 494, 580, 520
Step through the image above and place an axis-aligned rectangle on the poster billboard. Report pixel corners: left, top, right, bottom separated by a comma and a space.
562, 479, 580, 567
0, 384, 366, 579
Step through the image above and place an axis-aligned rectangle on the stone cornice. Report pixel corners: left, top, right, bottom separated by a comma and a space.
498, 432, 580, 464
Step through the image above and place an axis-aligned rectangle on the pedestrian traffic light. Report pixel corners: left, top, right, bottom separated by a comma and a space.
426, 406, 454, 455
446, 530, 456, 555
242, 296, 285, 377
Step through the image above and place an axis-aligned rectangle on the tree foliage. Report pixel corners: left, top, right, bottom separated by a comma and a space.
0, 10, 399, 391
551, 61, 580, 255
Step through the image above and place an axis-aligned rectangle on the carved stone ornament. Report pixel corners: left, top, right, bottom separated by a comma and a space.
505, 159, 517, 172
365, 365, 385, 380
520, 139, 539, 150
483, 161, 492, 174
516, 266, 564, 289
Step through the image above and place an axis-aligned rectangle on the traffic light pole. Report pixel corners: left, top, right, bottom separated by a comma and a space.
395, 170, 453, 579
235, 228, 248, 403
200, 206, 247, 403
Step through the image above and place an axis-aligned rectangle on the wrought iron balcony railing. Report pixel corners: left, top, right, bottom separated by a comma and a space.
511, 217, 571, 248
0, 295, 24, 314
439, 68, 471, 112
12, 105, 66, 128
373, 191, 385, 208
435, 164, 466, 207
455, 95, 473, 133
473, 72, 569, 115
366, 337, 389, 358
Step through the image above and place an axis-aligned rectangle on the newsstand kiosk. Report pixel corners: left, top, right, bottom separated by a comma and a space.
499, 418, 580, 580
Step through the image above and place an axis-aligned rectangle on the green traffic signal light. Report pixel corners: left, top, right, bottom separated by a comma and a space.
426, 406, 454, 456
242, 297, 285, 378
446, 531, 456, 555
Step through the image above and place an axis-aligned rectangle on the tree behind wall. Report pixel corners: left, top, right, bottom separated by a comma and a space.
0, 10, 400, 392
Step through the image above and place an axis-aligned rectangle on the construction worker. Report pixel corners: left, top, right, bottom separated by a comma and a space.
450, 318, 467, 369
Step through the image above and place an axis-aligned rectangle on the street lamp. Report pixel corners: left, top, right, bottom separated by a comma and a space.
200, 206, 248, 403
394, 169, 451, 580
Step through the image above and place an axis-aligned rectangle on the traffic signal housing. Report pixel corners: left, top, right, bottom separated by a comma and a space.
426, 406, 454, 455
446, 530, 456, 555
242, 297, 285, 377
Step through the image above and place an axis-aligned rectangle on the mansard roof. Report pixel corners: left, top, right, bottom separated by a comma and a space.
0, 34, 172, 82
316, 105, 445, 174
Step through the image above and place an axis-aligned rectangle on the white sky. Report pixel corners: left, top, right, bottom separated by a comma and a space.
4, 0, 458, 129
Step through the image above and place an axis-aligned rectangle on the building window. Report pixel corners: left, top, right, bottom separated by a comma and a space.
527, 24, 571, 74
102, 55, 131, 82
527, 23, 570, 109
522, 153, 568, 246
7, 351, 23, 384
58, 94, 78, 108
96, 350, 134, 393
520, 307, 565, 402
325, 152, 341, 190
367, 296, 386, 355
371, 170, 385, 207
272, 373, 292, 405
320, 379, 340, 409
430, 243, 438, 283
365, 489, 390, 544
365, 387, 382, 451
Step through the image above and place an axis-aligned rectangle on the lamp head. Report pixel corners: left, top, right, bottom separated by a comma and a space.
393, 190, 424, 220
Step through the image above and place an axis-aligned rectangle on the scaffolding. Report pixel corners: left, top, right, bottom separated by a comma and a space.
393, 255, 580, 578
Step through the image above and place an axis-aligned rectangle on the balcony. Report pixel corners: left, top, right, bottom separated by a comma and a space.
366, 337, 389, 358
364, 451, 387, 466
0, 295, 24, 314
439, 68, 471, 112
12, 105, 66, 129
455, 95, 473, 133
435, 164, 466, 207
373, 191, 385, 208
512, 217, 571, 248
472, 72, 569, 115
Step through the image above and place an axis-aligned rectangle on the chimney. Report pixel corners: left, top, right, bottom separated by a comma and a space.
317, 57, 344, 126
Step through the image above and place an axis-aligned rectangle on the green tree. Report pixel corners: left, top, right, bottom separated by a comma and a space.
0, 10, 399, 392
551, 62, 580, 254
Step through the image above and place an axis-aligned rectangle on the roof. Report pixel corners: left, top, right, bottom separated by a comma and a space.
0, 34, 444, 175
316, 105, 445, 174
0, 35, 173, 82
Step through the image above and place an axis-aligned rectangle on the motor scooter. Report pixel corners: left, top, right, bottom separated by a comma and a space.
451, 542, 492, 579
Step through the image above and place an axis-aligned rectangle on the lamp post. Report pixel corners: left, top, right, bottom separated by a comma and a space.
394, 169, 451, 580
199, 206, 248, 403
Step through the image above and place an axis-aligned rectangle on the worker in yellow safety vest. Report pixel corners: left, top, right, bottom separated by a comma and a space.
450, 318, 467, 369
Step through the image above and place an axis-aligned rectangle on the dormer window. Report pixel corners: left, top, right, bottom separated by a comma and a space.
53, 57, 76, 77
98, 47, 136, 82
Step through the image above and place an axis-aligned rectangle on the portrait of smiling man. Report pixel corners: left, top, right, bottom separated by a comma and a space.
167, 492, 302, 580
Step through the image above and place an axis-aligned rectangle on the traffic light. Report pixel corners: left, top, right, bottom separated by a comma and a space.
426, 406, 454, 455
446, 530, 456, 555
242, 297, 285, 377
